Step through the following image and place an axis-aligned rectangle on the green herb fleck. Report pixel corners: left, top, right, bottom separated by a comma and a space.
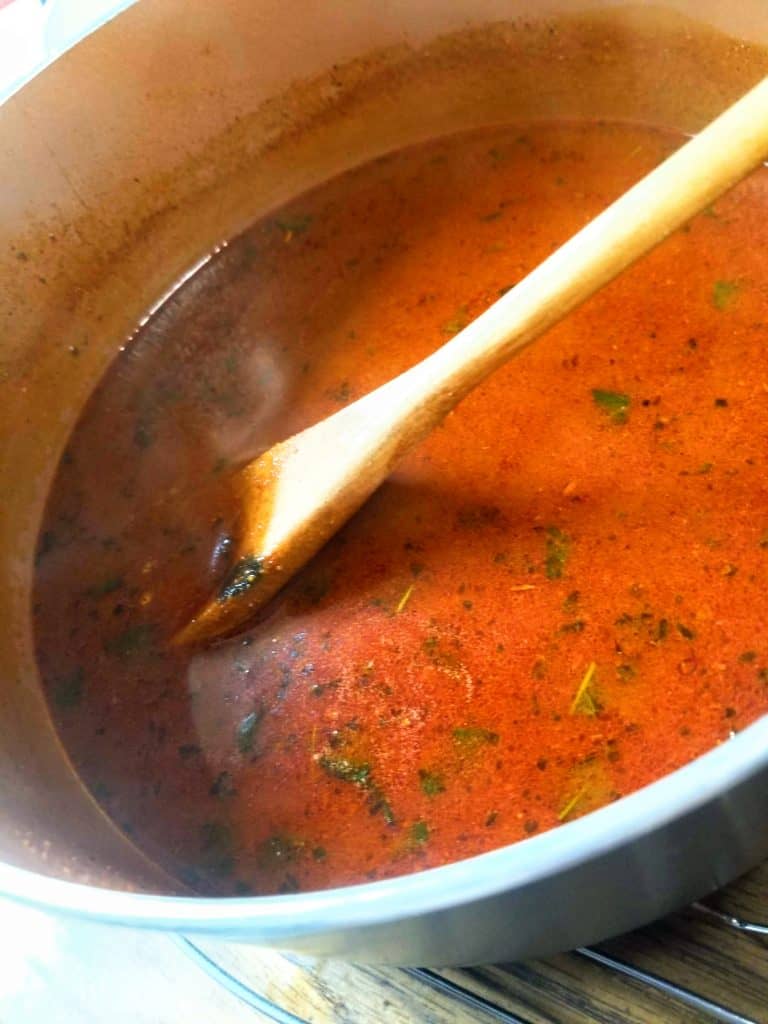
558, 786, 587, 821
104, 624, 155, 658
369, 791, 396, 826
653, 618, 669, 642
133, 421, 154, 449
422, 635, 439, 656
278, 874, 301, 894
456, 504, 503, 530
199, 821, 235, 877
35, 530, 58, 565
53, 667, 84, 709
319, 756, 372, 786
86, 575, 125, 599
560, 619, 585, 634
409, 820, 429, 845
562, 590, 580, 612
441, 305, 470, 336
275, 213, 312, 236
319, 751, 394, 824
676, 622, 696, 640
310, 680, 340, 697
91, 781, 112, 802
209, 771, 237, 798
328, 380, 352, 404
545, 526, 571, 579
712, 279, 740, 310
236, 706, 264, 754
592, 389, 630, 424
260, 834, 304, 864
739, 650, 758, 664
312, 846, 327, 861
178, 743, 201, 760
418, 769, 446, 797
570, 662, 600, 716
301, 572, 330, 606
617, 664, 636, 682
452, 726, 499, 748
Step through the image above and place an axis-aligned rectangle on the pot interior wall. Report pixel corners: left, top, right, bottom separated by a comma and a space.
1, 0, 767, 892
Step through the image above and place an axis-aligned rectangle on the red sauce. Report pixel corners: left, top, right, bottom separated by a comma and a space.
33, 122, 768, 895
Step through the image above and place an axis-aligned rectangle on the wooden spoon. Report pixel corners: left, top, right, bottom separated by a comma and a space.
177, 76, 768, 646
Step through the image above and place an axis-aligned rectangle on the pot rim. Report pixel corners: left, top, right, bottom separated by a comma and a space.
2, 709, 766, 935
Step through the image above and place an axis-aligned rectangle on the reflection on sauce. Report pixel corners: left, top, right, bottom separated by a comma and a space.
33, 122, 768, 895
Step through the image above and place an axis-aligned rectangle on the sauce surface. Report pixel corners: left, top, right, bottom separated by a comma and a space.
33, 122, 768, 896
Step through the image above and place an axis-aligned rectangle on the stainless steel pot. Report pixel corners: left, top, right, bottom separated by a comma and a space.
2, 0, 768, 966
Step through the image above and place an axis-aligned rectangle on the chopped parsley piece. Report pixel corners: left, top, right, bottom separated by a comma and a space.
35, 529, 58, 565
209, 771, 237, 798
545, 526, 571, 579
104, 623, 155, 658
452, 726, 499, 748
260, 834, 304, 864
86, 575, 125, 598
653, 618, 669, 642
570, 662, 600, 716
562, 590, 580, 612
558, 786, 587, 822
275, 213, 312, 236
409, 820, 430, 845
441, 305, 470, 336
318, 752, 396, 825
319, 756, 372, 786
236, 706, 264, 754
592, 388, 630, 424
201, 821, 232, 851
560, 619, 585, 634
199, 821, 235, 878
676, 622, 696, 640
418, 769, 446, 797
53, 667, 85, 710
712, 279, 740, 310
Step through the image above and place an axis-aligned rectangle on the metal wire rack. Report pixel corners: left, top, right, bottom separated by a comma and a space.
181, 899, 768, 1024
